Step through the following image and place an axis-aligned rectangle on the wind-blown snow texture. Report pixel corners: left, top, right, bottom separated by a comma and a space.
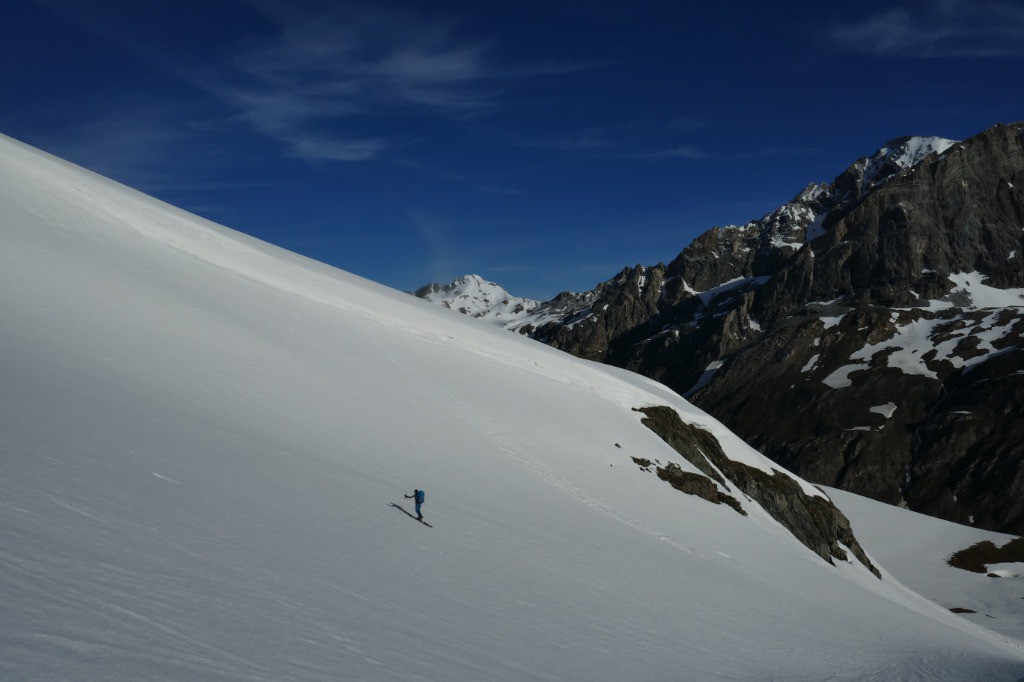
2, 133, 1023, 680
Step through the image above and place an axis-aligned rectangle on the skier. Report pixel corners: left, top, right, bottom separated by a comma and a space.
404, 489, 425, 520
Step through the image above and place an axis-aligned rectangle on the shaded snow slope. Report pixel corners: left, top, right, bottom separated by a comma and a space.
829, 487, 1024, 643
2, 133, 1024, 680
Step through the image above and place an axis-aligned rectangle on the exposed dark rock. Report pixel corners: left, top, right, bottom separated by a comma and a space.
532, 265, 667, 362
947, 537, 1024, 573
905, 349, 1024, 533
630, 453, 746, 515
636, 406, 880, 577
692, 311, 941, 506
632, 456, 654, 470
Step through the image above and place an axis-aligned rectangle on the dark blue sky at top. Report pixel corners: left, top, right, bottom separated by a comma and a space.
3, 0, 1023, 299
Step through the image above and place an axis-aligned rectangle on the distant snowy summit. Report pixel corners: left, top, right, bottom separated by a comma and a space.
413, 274, 594, 332
412, 275, 539, 325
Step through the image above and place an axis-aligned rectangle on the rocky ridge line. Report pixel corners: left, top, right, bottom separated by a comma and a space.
416, 122, 1024, 533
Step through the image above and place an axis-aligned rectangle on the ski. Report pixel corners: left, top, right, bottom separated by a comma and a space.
390, 503, 432, 527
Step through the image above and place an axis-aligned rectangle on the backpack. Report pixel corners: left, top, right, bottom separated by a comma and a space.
416, 490, 425, 504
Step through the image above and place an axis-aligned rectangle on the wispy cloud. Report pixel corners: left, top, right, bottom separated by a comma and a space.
408, 210, 458, 284
514, 118, 719, 162
283, 135, 386, 162
524, 135, 712, 162
209, 5, 599, 166
831, 1, 1024, 58
623, 146, 708, 161
192, 2, 516, 163
614, 143, 821, 163
33, 0, 581, 167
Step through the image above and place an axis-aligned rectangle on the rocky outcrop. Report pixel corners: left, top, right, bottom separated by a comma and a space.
630, 456, 745, 515
530, 265, 667, 362
636, 406, 879, 576
947, 537, 1024, 573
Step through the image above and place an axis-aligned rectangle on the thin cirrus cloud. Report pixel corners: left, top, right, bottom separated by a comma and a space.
512, 117, 715, 162
522, 137, 709, 162
625, 146, 708, 161
408, 209, 459, 284
26, 0, 595, 171
284, 135, 386, 162
198, 6, 507, 164
206, 2, 599, 165
830, 1, 1024, 58
24, 0, 415, 167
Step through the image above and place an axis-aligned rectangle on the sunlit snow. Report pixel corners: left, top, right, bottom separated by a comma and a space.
3, 133, 1024, 680
947, 271, 1024, 309
870, 403, 898, 419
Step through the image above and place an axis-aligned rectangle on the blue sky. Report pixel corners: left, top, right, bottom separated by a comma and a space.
3, 0, 1023, 299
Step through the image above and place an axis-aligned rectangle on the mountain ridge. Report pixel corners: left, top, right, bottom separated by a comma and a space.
416, 122, 1024, 533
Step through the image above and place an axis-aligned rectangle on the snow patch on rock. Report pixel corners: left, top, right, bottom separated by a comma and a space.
870, 403, 898, 419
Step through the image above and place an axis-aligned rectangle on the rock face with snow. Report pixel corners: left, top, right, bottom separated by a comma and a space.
689, 123, 1024, 533
421, 122, 1024, 534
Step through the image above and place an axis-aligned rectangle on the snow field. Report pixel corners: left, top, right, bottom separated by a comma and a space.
2, 133, 1024, 680
829, 488, 1024, 644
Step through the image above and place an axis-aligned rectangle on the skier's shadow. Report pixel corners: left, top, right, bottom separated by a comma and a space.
389, 502, 416, 519
390, 502, 431, 527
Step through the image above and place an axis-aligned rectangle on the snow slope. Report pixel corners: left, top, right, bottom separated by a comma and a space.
2, 133, 1024, 680
829, 488, 1024, 643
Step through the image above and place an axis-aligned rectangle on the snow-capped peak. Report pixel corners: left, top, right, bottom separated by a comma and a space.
859, 136, 958, 188
414, 275, 600, 333
413, 274, 541, 322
